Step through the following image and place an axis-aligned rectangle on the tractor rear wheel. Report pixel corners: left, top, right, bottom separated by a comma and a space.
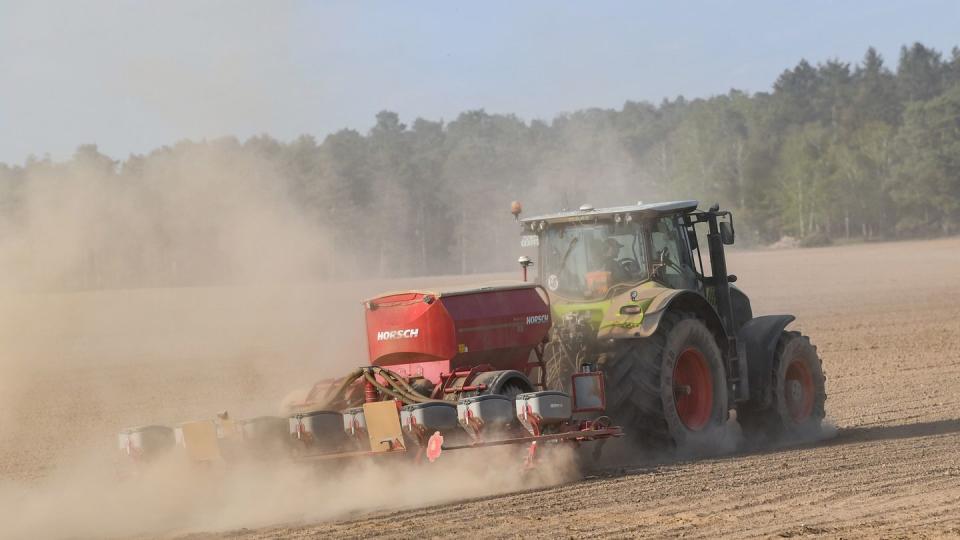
738, 331, 825, 440
598, 312, 729, 450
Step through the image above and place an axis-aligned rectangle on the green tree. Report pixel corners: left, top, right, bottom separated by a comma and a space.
892, 85, 960, 234
852, 47, 901, 126
897, 42, 945, 102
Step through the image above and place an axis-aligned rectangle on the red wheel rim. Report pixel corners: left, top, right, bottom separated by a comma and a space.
785, 359, 814, 422
673, 347, 713, 431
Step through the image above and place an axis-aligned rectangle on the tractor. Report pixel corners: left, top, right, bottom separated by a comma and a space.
515, 200, 826, 449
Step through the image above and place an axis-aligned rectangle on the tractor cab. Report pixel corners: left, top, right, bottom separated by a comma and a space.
517, 200, 747, 342
519, 201, 703, 300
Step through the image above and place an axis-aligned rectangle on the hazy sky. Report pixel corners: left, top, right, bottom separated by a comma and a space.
1, 1, 958, 164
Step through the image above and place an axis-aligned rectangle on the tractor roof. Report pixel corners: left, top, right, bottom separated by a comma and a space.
520, 200, 699, 225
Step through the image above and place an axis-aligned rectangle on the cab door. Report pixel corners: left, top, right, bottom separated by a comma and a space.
649, 216, 699, 290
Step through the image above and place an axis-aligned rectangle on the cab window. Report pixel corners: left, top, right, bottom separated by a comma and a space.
649, 217, 697, 289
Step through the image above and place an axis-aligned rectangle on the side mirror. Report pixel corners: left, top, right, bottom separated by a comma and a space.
687, 229, 699, 250
719, 221, 735, 245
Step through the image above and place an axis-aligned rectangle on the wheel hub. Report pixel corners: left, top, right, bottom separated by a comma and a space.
788, 380, 803, 402
784, 359, 815, 422
672, 348, 713, 431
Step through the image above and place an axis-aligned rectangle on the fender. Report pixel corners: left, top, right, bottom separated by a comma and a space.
737, 314, 795, 408
467, 369, 534, 396
599, 288, 727, 350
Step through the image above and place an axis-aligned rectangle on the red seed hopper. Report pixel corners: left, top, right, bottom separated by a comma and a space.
363, 283, 552, 396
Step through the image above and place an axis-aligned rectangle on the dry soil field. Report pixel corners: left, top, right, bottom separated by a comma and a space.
2, 238, 960, 539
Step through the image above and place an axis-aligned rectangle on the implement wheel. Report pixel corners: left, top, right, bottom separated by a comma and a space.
739, 331, 826, 440
598, 312, 728, 449
460, 370, 533, 400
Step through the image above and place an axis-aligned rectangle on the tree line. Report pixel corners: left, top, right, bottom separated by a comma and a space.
1, 42, 959, 286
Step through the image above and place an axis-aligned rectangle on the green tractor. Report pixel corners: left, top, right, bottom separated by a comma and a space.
516, 201, 826, 450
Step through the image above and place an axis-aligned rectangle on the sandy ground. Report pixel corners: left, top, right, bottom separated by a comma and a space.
3, 238, 960, 538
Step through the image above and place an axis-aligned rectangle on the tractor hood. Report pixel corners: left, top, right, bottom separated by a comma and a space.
549, 282, 713, 342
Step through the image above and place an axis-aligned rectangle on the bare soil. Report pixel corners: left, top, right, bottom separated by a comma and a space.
3, 238, 960, 539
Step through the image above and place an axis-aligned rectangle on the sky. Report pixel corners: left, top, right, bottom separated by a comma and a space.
1, 1, 958, 165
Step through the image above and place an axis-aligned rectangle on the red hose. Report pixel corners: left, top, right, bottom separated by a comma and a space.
364, 380, 378, 403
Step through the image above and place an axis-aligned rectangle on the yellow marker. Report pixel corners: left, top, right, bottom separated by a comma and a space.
363, 401, 405, 453
177, 420, 220, 462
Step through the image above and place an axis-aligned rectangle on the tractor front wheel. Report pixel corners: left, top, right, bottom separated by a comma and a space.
598, 312, 729, 450
738, 331, 825, 441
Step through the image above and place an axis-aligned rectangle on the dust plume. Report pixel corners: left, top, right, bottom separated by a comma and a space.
0, 139, 570, 538
0, 141, 350, 471
0, 436, 578, 538
0, 142, 337, 535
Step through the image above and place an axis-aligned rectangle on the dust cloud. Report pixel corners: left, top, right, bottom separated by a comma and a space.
0, 143, 348, 470
0, 142, 550, 539
0, 443, 577, 539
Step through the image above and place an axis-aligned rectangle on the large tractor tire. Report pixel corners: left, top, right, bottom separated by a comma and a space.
598, 312, 729, 450
544, 340, 578, 393
738, 331, 825, 440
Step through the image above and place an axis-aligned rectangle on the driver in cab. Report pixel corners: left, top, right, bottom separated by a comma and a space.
589, 237, 631, 290
602, 237, 631, 283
